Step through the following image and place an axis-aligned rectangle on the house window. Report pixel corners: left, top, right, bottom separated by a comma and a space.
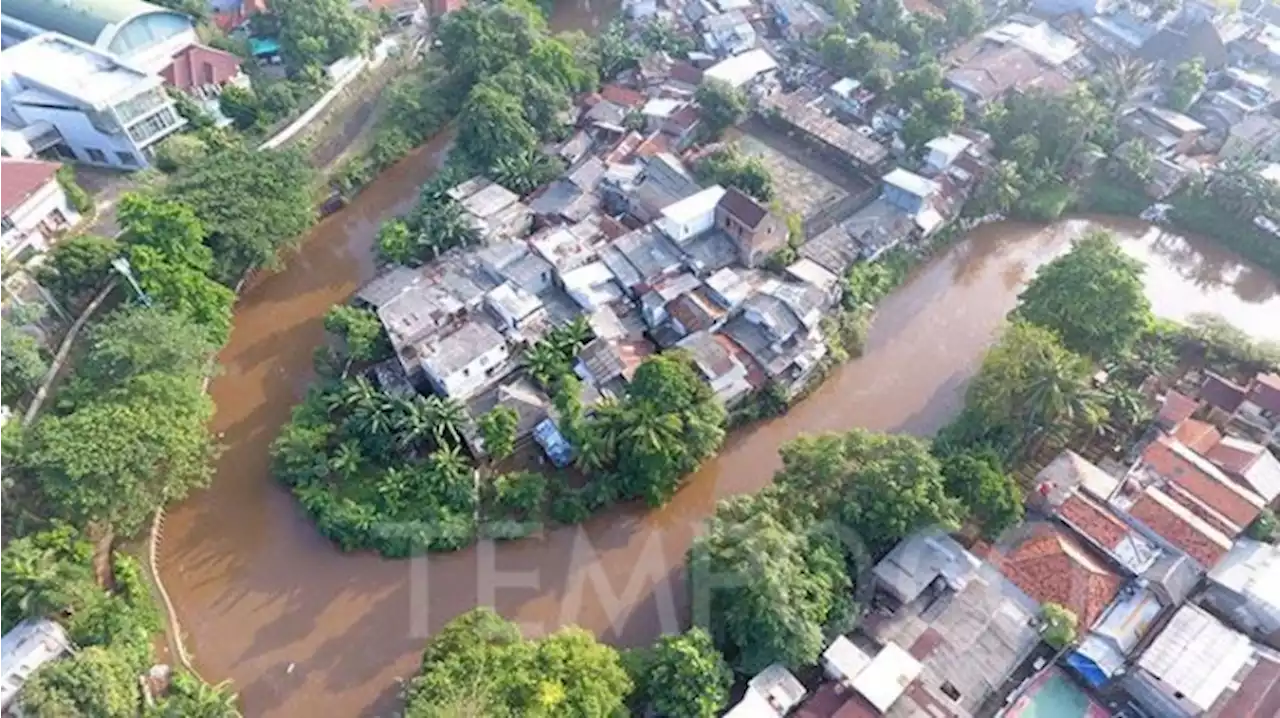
116, 151, 138, 166
1, 216, 13, 233
203, 62, 216, 84
127, 108, 179, 144
85, 148, 108, 164
940, 682, 961, 701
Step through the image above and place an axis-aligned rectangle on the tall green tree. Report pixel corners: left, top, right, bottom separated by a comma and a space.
324, 305, 388, 363
696, 80, 747, 141
2, 320, 48, 407
478, 406, 520, 461
20, 646, 141, 718
689, 495, 852, 674
166, 145, 315, 281
967, 321, 1107, 455
940, 449, 1023, 539
404, 607, 632, 717
1166, 57, 1205, 112
1, 525, 97, 631
490, 149, 563, 195
25, 372, 219, 537
627, 628, 732, 718
273, 0, 372, 71
457, 81, 540, 172
68, 306, 217, 396
1015, 230, 1153, 360
34, 234, 121, 308
118, 194, 235, 343
694, 146, 775, 202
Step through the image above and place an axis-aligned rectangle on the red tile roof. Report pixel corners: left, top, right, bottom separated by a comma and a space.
1058, 494, 1129, 552
1208, 651, 1280, 718
600, 84, 646, 109
1172, 417, 1222, 455
1, 158, 61, 215
162, 43, 243, 91
1158, 390, 1200, 426
993, 524, 1123, 631
1143, 436, 1264, 531
1207, 439, 1263, 476
1128, 489, 1232, 567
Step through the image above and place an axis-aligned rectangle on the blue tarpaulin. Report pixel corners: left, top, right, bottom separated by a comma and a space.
1064, 651, 1108, 688
533, 418, 573, 468
249, 36, 280, 57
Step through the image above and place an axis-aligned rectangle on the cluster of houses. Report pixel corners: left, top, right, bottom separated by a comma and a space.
723, 370, 1280, 718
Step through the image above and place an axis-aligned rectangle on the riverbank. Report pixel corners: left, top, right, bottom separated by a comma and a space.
155, 211, 1279, 716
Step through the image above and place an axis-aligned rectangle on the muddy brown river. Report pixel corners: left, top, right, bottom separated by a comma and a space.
158, 24, 1279, 718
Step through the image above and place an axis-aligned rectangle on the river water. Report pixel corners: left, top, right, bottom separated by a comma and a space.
157, 23, 1279, 718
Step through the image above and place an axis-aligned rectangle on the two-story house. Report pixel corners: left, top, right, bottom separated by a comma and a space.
714, 187, 785, 268
1, 158, 80, 266
0, 34, 185, 169
419, 320, 511, 401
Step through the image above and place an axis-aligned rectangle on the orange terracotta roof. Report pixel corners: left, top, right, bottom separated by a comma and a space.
1058, 494, 1129, 552
993, 524, 1123, 631
600, 84, 646, 109
1172, 417, 1222, 455
1128, 489, 1232, 568
1158, 390, 1199, 426
1142, 436, 1263, 531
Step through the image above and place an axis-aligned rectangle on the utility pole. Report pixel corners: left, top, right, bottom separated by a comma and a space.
111, 256, 151, 307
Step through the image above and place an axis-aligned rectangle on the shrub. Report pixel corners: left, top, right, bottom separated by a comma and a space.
55, 166, 92, 214
1041, 603, 1078, 649
153, 134, 210, 173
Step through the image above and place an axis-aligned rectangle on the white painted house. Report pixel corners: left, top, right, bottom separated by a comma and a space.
657, 185, 726, 244
1, 0, 199, 75
1, 34, 184, 169
419, 320, 511, 400
2, 158, 79, 265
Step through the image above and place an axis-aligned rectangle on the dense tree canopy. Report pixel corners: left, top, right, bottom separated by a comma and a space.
148, 673, 242, 718
689, 495, 853, 674
2, 319, 48, 407
478, 406, 520, 461
694, 146, 775, 202
403, 608, 632, 717
34, 234, 121, 308
772, 430, 963, 555
585, 353, 727, 506
965, 321, 1106, 457
627, 628, 732, 718
20, 646, 140, 718
119, 194, 235, 344
696, 80, 748, 142
323, 305, 390, 364
940, 449, 1023, 539
21, 307, 218, 537
1015, 230, 1153, 361
273, 0, 372, 71
165, 145, 315, 281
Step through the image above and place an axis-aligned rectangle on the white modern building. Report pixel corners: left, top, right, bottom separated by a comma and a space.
1, 618, 74, 712
1, 34, 184, 169
1, 158, 80, 265
1, 0, 198, 74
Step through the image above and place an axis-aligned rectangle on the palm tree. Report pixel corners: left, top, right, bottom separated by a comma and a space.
982, 160, 1023, 214
524, 342, 568, 388
1, 549, 95, 622
352, 392, 398, 441
152, 673, 242, 718
556, 315, 593, 354
490, 149, 562, 195
376, 467, 412, 511
329, 377, 380, 415
329, 440, 364, 480
417, 200, 476, 255
1103, 383, 1150, 435
1019, 353, 1107, 455
574, 427, 616, 472
429, 396, 467, 446
1094, 56, 1155, 114
624, 407, 683, 454
393, 396, 436, 451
